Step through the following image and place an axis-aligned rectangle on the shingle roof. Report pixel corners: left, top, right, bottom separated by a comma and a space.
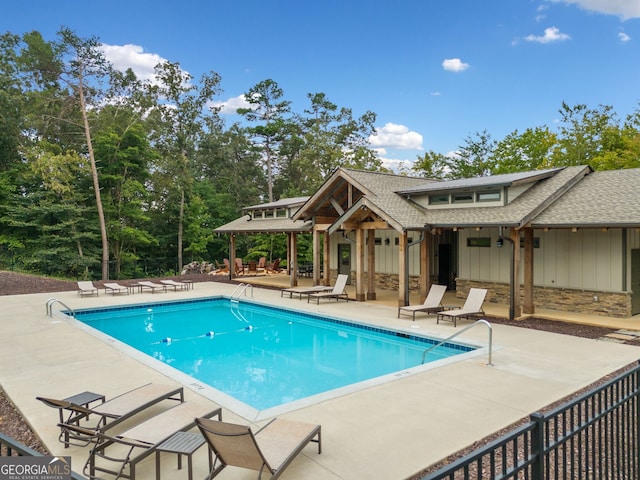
214, 215, 312, 234
532, 169, 640, 228
243, 196, 309, 211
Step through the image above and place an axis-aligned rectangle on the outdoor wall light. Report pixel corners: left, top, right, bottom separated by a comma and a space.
496, 238, 504, 248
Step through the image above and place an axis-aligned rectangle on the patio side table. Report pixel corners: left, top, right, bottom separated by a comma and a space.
155, 431, 211, 480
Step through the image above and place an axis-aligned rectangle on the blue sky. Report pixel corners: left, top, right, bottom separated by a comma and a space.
3, 0, 640, 170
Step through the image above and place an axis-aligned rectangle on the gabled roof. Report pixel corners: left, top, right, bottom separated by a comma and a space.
292, 168, 434, 230
532, 168, 640, 228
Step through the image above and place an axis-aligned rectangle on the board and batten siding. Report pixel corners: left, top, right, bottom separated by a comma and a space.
330, 231, 423, 274
458, 228, 626, 292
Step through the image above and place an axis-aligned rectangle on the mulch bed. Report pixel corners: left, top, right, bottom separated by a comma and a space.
0, 271, 637, 475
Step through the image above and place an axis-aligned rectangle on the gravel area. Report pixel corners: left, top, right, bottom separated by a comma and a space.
1, 270, 637, 477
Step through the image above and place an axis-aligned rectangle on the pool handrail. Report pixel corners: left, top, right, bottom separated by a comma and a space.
230, 283, 253, 300
421, 319, 493, 366
46, 298, 76, 318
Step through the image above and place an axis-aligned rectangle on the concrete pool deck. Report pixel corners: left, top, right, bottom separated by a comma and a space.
1, 282, 640, 480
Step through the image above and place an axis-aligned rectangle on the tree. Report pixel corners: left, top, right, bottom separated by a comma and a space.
551, 102, 617, 167
237, 79, 291, 202
19, 28, 114, 279
412, 150, 448, 179
446, 130, 495, 179
146, 61, 222, 272
490, 127, 557, 174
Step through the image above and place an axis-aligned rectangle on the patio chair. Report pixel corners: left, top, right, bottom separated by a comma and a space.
77, 402, 222, 480
397, 284, 447, 321
195, 416, 321, 480
37, 383, 184, 448
235, 258, 245, 276
137, 281, 167, 293
265, 258, 281, 274
104, 282, 130, 296
257, 257, 267, 273
437, 288, 488, 327
307, 274, 349, 304
160, 279, 189, 291
77, 281, 99, 297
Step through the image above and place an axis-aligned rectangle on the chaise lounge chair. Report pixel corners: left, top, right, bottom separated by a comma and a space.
437, 287, 488, 327
104, 282, 130, 295
137, 281, 167, 293
307, 274, 349, 304
281, 284, 334, 300
195, 416, 321, 480
397, 284, 447, 321
77, 281, 99, 297
37, 383, 184, 447
160, 279, 189, 291
76, 402, 222, 480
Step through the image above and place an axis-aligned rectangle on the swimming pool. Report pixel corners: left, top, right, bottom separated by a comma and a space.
70, 297, 477, 415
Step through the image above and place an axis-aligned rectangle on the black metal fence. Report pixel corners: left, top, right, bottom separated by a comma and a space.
422, 361, 640, 480
0, 432, 86, 479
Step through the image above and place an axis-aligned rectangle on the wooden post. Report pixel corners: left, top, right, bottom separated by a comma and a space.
356, 228, 365, 301
289, 232, 298, 288
510, 228, 522, 317
523, 228, 535, 314
420, 232, 430, 302
323, 230, 331, 286
367, 230, 376, 300
398, 232, 408, 307
313, 228, 321, 286
229, 234, 237, 278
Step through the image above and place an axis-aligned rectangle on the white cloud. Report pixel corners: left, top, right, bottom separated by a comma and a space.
550, 0, 640, 20
99, 44, 167, 83
619, 31, 631, 42
442, 58, 470, 72
211, 94, 252, 115
524, 26, 571, 43
369, 123, 423, 150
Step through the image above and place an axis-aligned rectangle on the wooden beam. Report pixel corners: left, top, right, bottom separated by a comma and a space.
330, 197, 344, 215
342, 221, 389, 230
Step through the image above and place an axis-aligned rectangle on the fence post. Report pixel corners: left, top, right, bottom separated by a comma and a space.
530, 412, 545, 480
636, 363, 640, 479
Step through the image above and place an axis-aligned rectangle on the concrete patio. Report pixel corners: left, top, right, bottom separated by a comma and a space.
1, 280, 639, 479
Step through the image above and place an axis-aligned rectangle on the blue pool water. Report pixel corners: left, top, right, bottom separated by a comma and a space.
72, 298, 475, 410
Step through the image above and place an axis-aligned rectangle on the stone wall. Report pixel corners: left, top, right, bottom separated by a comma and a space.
333, 270, 632, 318
456, 279, 632, 318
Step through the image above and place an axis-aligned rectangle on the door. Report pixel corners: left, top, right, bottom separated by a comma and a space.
632, 249, 640, 315
438, 244, 454, 290
338, 244, 352, 285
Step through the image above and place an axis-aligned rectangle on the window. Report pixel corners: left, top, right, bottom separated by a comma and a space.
467, 237, 491, 247
429, 194, 449, 205
452, 193, 473, 204
477, 190, 501, 202
276, 209, 287, 218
